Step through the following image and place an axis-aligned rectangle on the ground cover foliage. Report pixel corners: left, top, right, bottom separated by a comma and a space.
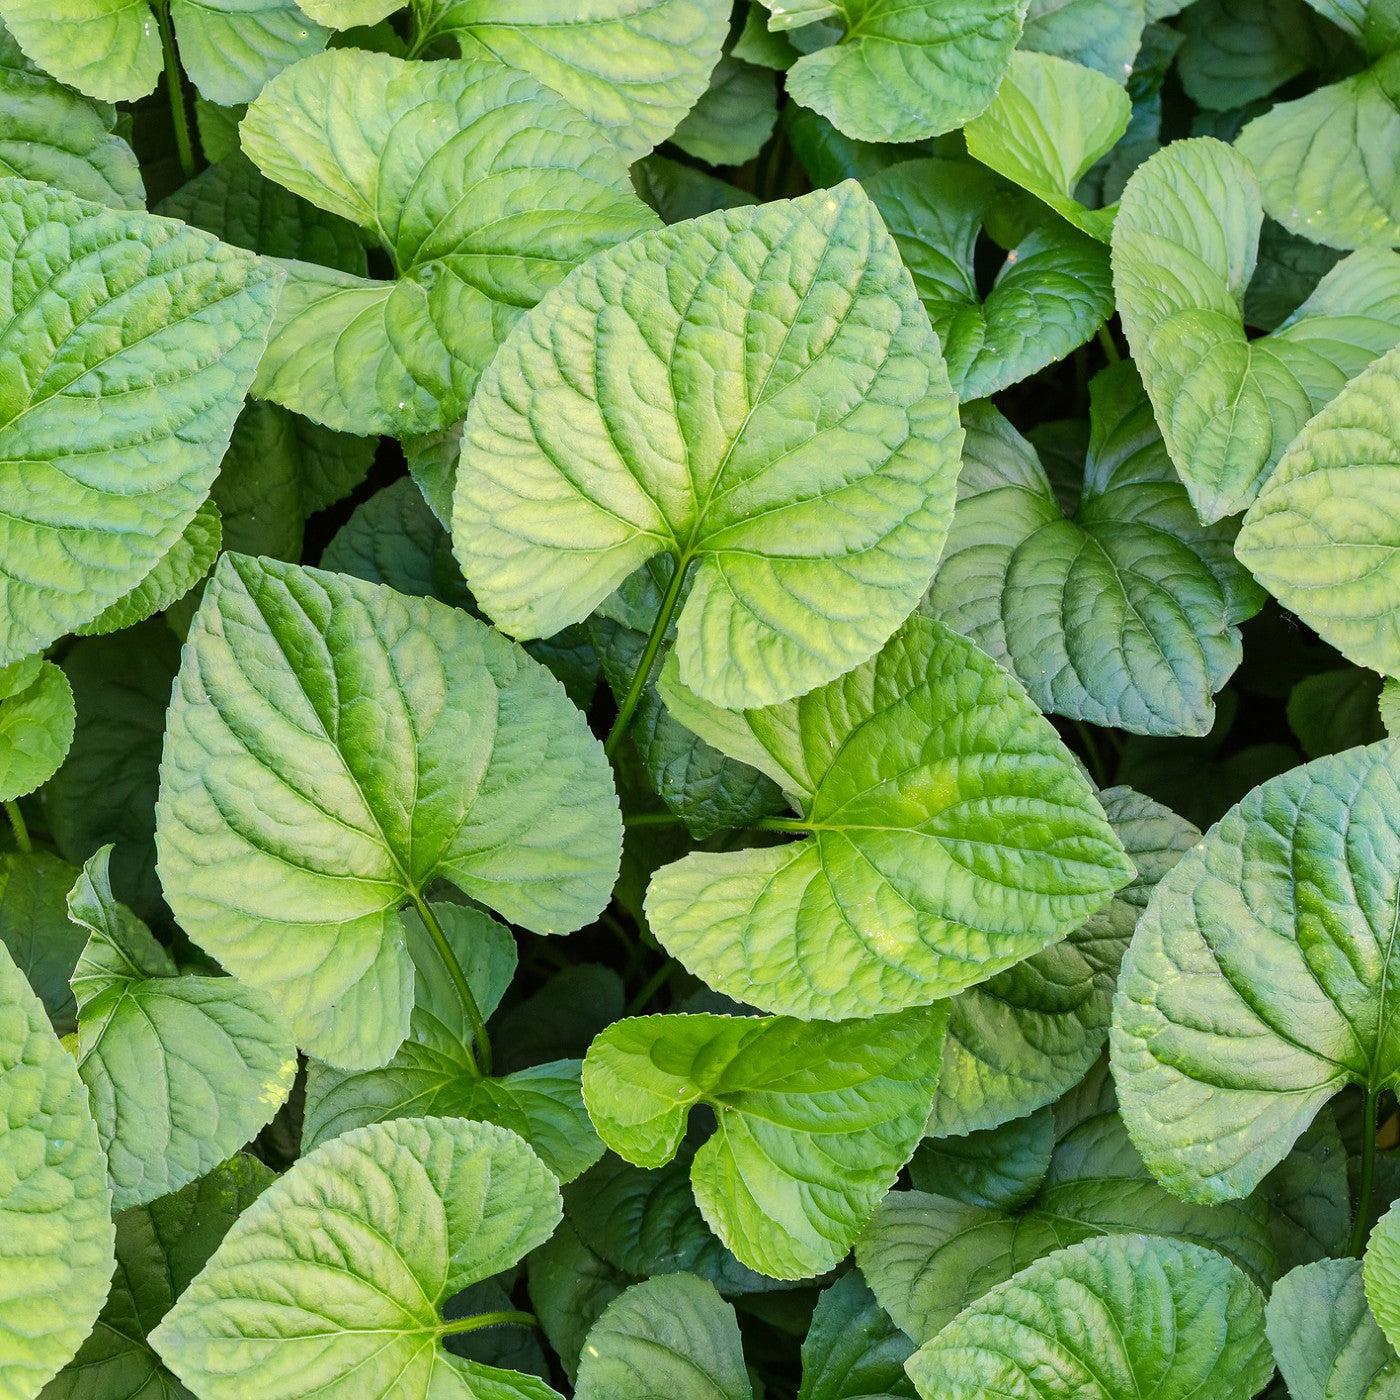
3, 1, 1400, 1396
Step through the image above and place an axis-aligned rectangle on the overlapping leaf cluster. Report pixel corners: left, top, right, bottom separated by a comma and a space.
1, 2, 1400, 1397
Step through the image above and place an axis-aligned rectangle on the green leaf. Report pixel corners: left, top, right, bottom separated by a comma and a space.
453, 182, 962, 710
296, 0, 397, 23
670, 54, 777, 167
930, 786, 1198, 1136
866, 158, 1113, 401
797, 1271, 916, 1400
1112, 138, 1400, 521
151, 1117, 565, 1400
42, 1155, 276, 1400
412, 0, 731, 160
1288, 668, 1386, 759
169, 0, 329, 105
574, 1274, 752, 1400
303, 901, 604, 1183
0, 851, 86, 1035
0, 939, 114, 1398
0, 17, 143, 206
860, 1107, 1276, 1343
1259, 1111, 1351, 1271
646, 614, 1132, 1020
779, 0, 1030, 144
156, 555, 621, 1069
1237, 53, 1400, 252
1112, 740, 1400, 1203
910, 1109, 1054, 1211
0, 0, 161, 102
241, 49, 656, 436
1305, 0, 1400, 56
1269, 1257, 1400, 1400
494, 965, 624, 1075
1384, 679, 1400, 736
0, 178, 280, 665
527, 1221, 631, 1384
69, 846, 297, 1209
963, 50, 1129, 240
0, 658, 74, 803
1237, 345, 1400, 677
1020, 0, 1146, 80
632, 154, 757, 224
1245, 216, 1345, 332
581, 1007, 946, 1280
924, 367, 1262, 736
1368, 1202, 1400, 1356
904, 1236, 1273, 1400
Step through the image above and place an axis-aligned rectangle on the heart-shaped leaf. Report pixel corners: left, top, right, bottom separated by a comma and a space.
581, 1008, 946, 1279
646, 614, 1132, 1020
453, 181, 962, 710
156, 555, 622, 1070
0, 656, 74, 803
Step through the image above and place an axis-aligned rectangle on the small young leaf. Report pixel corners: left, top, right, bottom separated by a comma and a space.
797, 1271, 916, 1400
581, 1008, 946, 1280
151, 1117, 565, 1399
0, 850, 86, 1034
904, 1236, 1273, 1400
0, 657, 74, 803
168, 0, 329, 106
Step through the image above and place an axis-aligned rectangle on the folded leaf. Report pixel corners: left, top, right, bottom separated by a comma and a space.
904, 1236, 1273, 1400
454, 181, 962, 709
582, 1008, 946, 1279
0, 940, 114, 1398
156, 555, 621, 1069
0, 656, 74, 802
151, 1117, 565, 1400
647, 614, 1132, 1020
797, 1271, 916, 1400
1112, 740, 1400, 1202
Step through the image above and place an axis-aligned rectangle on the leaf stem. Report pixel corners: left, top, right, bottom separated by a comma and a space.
625, 959, 677, 1017
604, 556, 689, 762
4, 801, 31, 855
410, 894, 493, 1078
154, 0, 196, 181
439, 1309, 538, 1338
1352, 1086, 1380, 1257
754, 816, 812, 833
1096, 323, 1122, 364
622, 811, 687, 828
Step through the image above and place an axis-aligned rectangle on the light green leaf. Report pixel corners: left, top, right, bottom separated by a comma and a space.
1237, 54, 1400, 251
1288, 668, 1386, 759
412, 0, 730, 160
1305, 0, 1400, 56
0, 0, 161, 102
647, 615, 1132, 1020
1112, 138, 1400, 521
581, 1008, 946, 1280
0, 17, 143, 206
241, 49, 656, 436
0, 939, 114, 1399
296, 0, 397, 23
151, 1117, 565, 1400
41, 1155, 276, 1400
1237, 344, 1400, 677
964, 50, 1129, 240
156, 555, 621, 1069
860, 1107, 1276, 1344
866, 158, 1113, 401
797, 1271, 916, 1400
1020, 0, 1145, 80
575, 1274, 751, 1400
0, 658, 74, 803
1368, 1203, 1400, 1357
910, 1109, 1054, 1211
1112, 740, 1400, 1203
1269, 1258, 1400, 1400
0, 851, 86, 1035
169, 0, 328, 105
904, 1236, 1273, 1400
670, 54, 777, 167
0, 178, 280, 665
453, 182, 962, 710
527, 1221, 630, 1385
69, 847, 297, 1210
929, 786, 1197, 1137
780, 0, 1030, 144
924, 367, 1262, 736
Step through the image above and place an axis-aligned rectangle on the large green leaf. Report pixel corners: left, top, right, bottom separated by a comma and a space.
776, 0, 1030, 144
1236, 343, 1400, 676
0, 178, 280, 666
0, 17, 142, 206
1112, 740, 1400, 1203
69, 847, 297, 1210
453, 181, 961, 710
924, 366, 1262, 736
151, 1117, 565, 1400
1020, 0, 1145, 79
42, 1155, 276, 1400
645, 614, 1132, 1020
0, 0, 161, 102
0, 851, 86, 1034
156, 555, 621, 1069
1237, 53, 1400, 251
858, 1108, 1276, 1343
168, 0, 329, 105
865, 158, 1113, 401
0, 940, 114, 1398
797, 1271, 916, 1400
241, 50, 655, 437
581, 1008, 946, 1279
574, 1274, 751, 1400
1112, 138, 1400, 521
0, 657, 74, 803
904, 1236, 1273, 1400
411, 0, 731, 160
